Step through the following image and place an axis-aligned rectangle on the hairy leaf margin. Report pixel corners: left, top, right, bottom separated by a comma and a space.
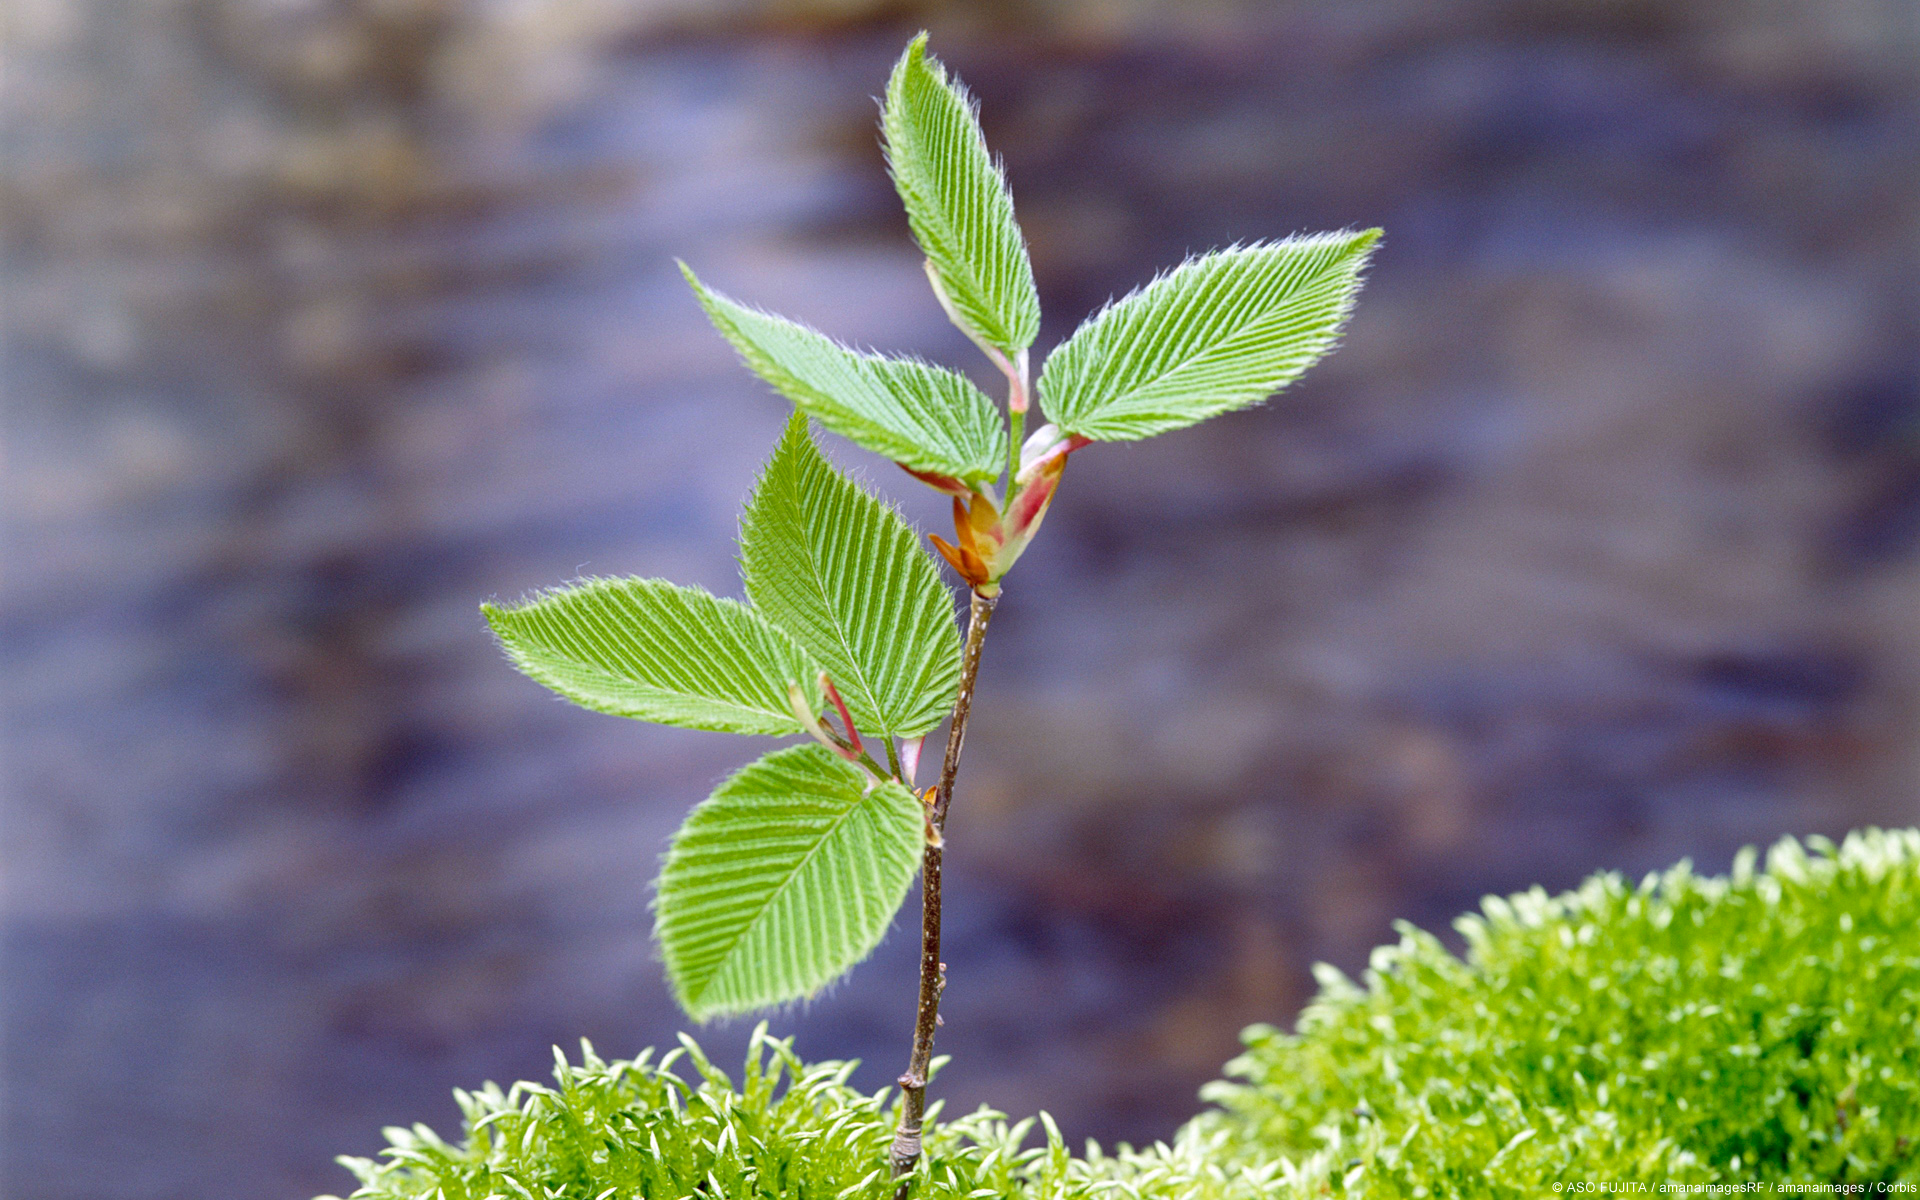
1038, 230, 1379, 442
741, 414, 963, 739
483, 577, 823, 736
655, 743, 925, 1019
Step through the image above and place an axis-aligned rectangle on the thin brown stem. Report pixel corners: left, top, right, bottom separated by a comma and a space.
890, 589, 997, 1190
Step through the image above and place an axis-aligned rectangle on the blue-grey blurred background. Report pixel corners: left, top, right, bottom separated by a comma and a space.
5, 0, 1918, 1196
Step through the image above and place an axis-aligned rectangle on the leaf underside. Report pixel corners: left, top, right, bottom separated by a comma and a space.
655, 744, 925, 1020
883, 33, 1040, 357
741, 415, 962, 739
483, 578, 822, 737
684, 266, 1005, 485
1038, 231, 1380, 442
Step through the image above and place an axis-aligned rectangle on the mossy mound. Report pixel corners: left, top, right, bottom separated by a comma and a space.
1200, 827, 1920, 1193
327, 828, 1920, 1200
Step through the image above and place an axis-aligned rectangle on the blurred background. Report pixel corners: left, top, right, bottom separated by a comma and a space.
4, 0, 1918, 1195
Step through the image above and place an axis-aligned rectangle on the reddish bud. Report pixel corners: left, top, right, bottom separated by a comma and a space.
1006, 462, 1060, 541
1017, 423, 1092, 484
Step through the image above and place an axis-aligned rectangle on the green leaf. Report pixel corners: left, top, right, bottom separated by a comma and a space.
1037, 230, 1379, 442
883, 33, 1040, 357
684, 264, 1006, 485
483, 578, 822, 736
655, 744, 925, 1019
742, 414, 962, 739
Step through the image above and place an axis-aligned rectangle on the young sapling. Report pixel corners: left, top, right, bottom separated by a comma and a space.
482, 32, 1378, 1189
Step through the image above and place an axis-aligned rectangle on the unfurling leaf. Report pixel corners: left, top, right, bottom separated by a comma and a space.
742, 415, 962, 738
655, 744, 925, 1019
684, 265, 1005, 485
483, 578, 823, 736
883, 34, 1041, 358
1037, 231, 1379, 442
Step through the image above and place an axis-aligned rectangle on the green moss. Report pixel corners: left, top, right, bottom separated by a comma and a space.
326, 1031, 935, 1200
325, 828, 1920, 1200
1202, 827, 1920, 1193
